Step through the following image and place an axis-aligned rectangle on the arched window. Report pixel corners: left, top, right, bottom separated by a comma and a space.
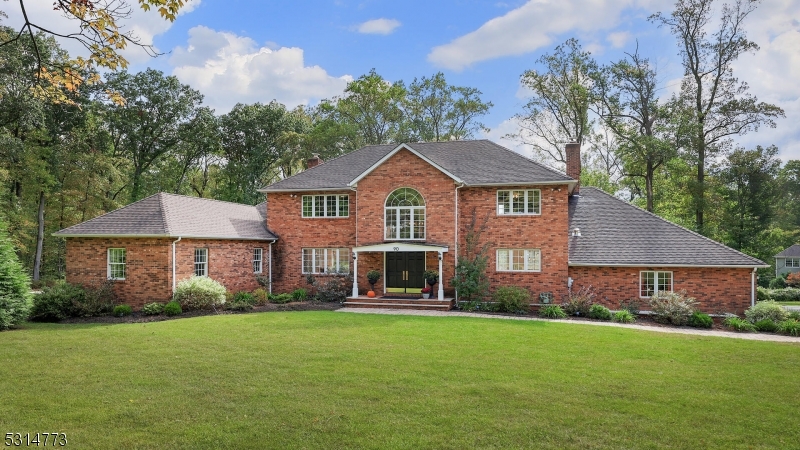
385, 188, 426, 240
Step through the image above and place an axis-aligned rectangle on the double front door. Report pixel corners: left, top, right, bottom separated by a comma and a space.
386, 252, 425, 294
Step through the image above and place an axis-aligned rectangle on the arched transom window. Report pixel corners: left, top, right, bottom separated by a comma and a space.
385, 188, 426, 240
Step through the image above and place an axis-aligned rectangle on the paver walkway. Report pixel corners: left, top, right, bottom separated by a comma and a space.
337, 308, 800, 344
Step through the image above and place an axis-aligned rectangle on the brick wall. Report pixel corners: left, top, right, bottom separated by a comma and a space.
568, 266, 754, 314
174, 238, 270, 294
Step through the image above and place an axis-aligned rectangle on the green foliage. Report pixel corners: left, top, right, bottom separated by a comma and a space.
688, 311, 713, 329
539, 305, 567, 319
141, 302, 164, 316
562, 287, 594, 316
769, 277, 787, 289
744, 301, 788, 324
492, 286, 530, 314
0, 221, 31, 329
173, 276, 226, 311
612, 310, 636, 324
228, 301, 253, 312
766, 288, 800, 302
756, 286, 772, 301
252, 288, 268, 305
649, 291, 697, 325
366, 270, 381, 287
77, 281, 116, 317
723, 316, 756, 332
113, 305, 132, 317
776, 319, 800, 337
588, 304, 612, 321
788, 311, 800, 321
163, 301, 182, 316
306, 273, 352, 303
423, 270, 439, 286
29, 281, 83, 322
619, 299, 641, 315
269, 293, 293, 304
451, 209, 491, 303
753, 319, 778, 333
291, 288, 308, 301
233, 291, 256, 306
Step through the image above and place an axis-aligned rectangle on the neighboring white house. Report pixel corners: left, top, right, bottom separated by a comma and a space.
775, 244, 800, 277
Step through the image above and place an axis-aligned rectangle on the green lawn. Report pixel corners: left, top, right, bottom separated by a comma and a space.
777, 301, 800, 306
1, 312, 799, 449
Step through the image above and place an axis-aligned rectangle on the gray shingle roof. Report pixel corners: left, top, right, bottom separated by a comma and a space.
775, 244, 800, 258
261, 140, 574, 191
54, 193, 276, 241
568, 188, 766, 267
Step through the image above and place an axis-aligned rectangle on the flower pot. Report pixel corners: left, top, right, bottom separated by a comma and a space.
422, 293, 430, 299
367, 291, 376, 298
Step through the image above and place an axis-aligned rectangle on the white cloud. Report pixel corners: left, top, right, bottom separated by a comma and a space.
170, 26, 352, 113
355, 18, 401, 35
607, 31, 631, 48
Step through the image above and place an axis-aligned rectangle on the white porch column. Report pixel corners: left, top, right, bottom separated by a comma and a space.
438, 251, 444, 300
352, 251, 359, 298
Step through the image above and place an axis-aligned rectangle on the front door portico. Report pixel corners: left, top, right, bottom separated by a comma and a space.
351, 243, 448, 300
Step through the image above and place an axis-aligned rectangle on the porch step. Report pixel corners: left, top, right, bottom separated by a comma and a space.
344, 297, 454, 310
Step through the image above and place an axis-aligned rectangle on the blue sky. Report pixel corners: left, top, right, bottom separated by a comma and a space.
7, 0, 800, 162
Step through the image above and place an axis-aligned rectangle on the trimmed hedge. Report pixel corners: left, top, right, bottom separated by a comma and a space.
173, 276, 226, 310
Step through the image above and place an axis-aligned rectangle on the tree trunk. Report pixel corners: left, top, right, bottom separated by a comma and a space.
645, 159, 654, 212
696, 137, 705, 234
33, 191, 45, 282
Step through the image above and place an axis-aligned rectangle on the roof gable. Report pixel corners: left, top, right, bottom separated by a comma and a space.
775, 244, 800, 258
348, 143, 463, 186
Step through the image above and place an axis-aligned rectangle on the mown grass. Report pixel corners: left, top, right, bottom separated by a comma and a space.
1, 312, 799, 449
777, 301, 800, 306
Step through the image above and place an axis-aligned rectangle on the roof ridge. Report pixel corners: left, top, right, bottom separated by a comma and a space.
55, 192, 166, 235
488, 141, 575, 181
157, 192, 172, 235
580, 187, 765, 265
157, 191, 260, 208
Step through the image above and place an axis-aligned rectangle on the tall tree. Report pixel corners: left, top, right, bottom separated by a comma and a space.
514, 38, 597, 166
404, 72, 492, 142
651, 0, 784, 234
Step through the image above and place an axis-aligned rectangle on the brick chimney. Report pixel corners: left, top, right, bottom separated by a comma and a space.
306, 154, 323, 169
565, 142, 581, 194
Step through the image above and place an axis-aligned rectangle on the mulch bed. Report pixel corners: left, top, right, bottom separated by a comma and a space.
59, 301, 342, 325
464, 310, 730, 331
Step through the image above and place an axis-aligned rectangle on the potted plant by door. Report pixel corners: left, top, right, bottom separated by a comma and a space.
423, 270, 439, 298
366, 270, 381, 298
421, 287, 432, 299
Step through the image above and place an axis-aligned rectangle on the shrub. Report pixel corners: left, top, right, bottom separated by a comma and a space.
255, 275, 271, 288
163, 301, 182, 316
306, 273, 352, 303
756, 286, 772, 302
612, 310, 636, 324
776, 319, 800, 337
769, 276, 787, 289
76, 281, 117, 317
0, 222, 32, 330
29, 281, 84, 322
228, 301, 253, 312
768, 288, 800, 302
141, 302, 164, 315
423, 270, 439, 286
113, 305, 132, 317
173, 276, 226, 310
723, 316, 756, 332
252, 288, 269, 305
744, 301, 788, 324
458, 300, 481, 312
269, 293, 292, 304
588, 304, 612, 321
562, 286, 594, 316
539, 304, 567, 319
754, 319, 778, 333
649, 291, 697, 326
492, 286, 530, 314
619, 299, 641, 315
366, 270, 381, 288
688, 311, 713, 329
786, 272, 800, 288
291, 288, 308, 301
788, 311, 800, 321
233, 291, 256, 306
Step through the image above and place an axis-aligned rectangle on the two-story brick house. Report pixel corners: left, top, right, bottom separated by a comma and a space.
56, 140, 766, 313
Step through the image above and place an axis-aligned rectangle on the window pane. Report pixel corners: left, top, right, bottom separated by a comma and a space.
413, 208, 425, 239
658, 272, 672, 293
302, 196, 313, 217
314, 196, 325, 217
339, 195, 349, 217
399, 208, 411, 239
338, 249, 350, 273
325, 249, 338, 273
314, 248, 324, 273
385, 209, 397, 239
528, 190, 540, 214
253, 248, 262, 273
526, 249, 540, 271
326, 195, 337, 217
497, 250, 509, 271
194, 249, 208, 277
512, 190, 525, 213
498, 191, 510, 215
512, 249, 524, 270
641, 271, 655, 297
303, 249, 312, 274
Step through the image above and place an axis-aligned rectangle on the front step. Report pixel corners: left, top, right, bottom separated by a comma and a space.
344, 297, 454, 310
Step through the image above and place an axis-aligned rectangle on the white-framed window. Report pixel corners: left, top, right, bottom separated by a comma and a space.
496, 249, 541, 272
786, 258, 800, 268
194, 248, 208, 277
302, 248, 350, 274
302, 194, 349, 218
640, 271, 672, 298
385, 188, 425, 240
253, 248, 263, 273
107, 248, 126, 280
497, 189, 541, 215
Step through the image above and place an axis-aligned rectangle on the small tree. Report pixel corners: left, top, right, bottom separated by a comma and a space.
0, 221, 32, 330
452, 209, 491, 304
785, 272, 800, 288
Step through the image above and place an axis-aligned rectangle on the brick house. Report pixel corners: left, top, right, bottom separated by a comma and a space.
56, 140, 766, 313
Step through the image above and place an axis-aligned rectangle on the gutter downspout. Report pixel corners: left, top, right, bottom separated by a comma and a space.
172, 236, 182, 293
751, 267, 757, 307
454, 182, 465, 304
268, 242, 273, 295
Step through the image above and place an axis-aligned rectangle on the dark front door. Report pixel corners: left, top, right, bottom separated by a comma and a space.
386, 252, 425, 294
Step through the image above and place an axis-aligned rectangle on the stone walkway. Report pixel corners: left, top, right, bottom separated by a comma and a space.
336, 308, 800, 344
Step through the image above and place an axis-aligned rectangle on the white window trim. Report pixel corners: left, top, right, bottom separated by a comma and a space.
496, 189, 542, 216
495, 248, 541, 272
253, 248, 263, 274
301, 248, 350, 274
639, 270, 673, 298
301, 194, 350, 218
194, 248, 208, 277
107, 248, 126, 280
786, 258, 800, 268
